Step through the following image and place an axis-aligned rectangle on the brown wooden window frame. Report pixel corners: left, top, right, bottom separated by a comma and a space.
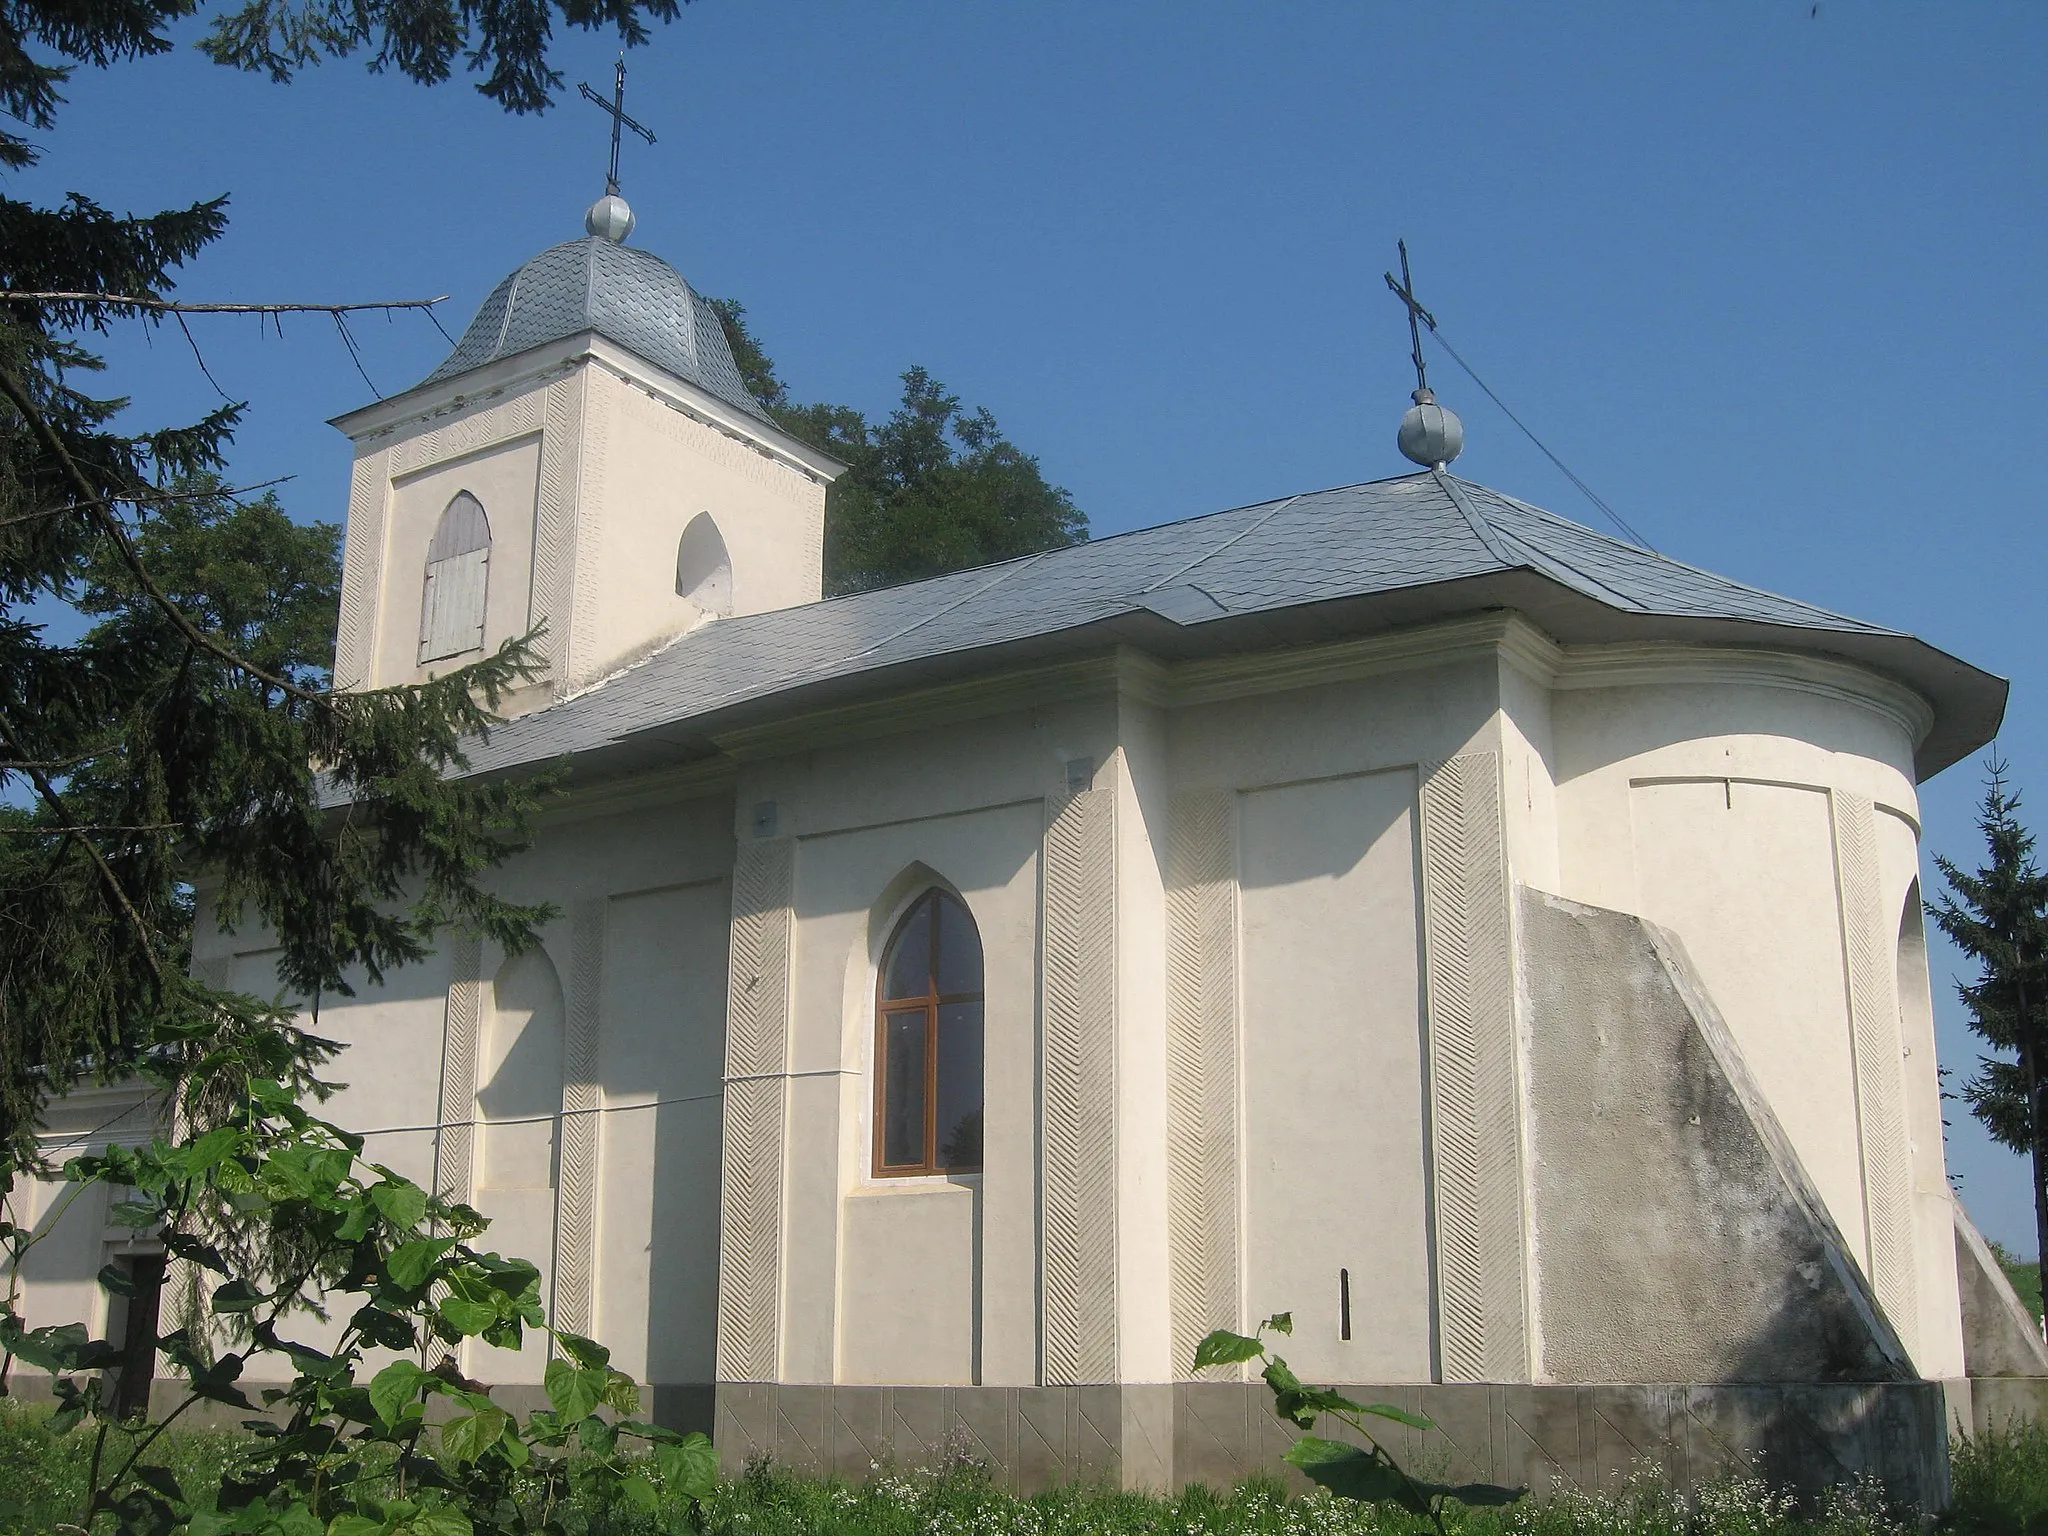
873, 889, 985, 1178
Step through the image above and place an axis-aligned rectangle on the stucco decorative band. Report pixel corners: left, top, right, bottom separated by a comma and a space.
1041, 780, 1119, 1385
564, 373, 614, 693
1418, 752, 1529, 1382
1165, 789, 1241, 1380
717, 839, 795, 1382
533, 378, 581, 693
333, 448, 391, 690
1832, 791, 1919, 1354
553, 900, 607, 1338
435, 933, 484, 1213
387, 393, 544, 479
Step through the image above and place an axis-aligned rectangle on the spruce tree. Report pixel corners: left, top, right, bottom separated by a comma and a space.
0, 0, 687, 1165
1930, 760, 2048, 1269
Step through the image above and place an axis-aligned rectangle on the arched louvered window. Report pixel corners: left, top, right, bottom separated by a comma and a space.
875, 889, 984, 1176
420, 492, 491, 663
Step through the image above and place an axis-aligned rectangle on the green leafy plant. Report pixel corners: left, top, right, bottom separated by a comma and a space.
1, 1019, 716, 1536
1194, 1314, 1522, 1534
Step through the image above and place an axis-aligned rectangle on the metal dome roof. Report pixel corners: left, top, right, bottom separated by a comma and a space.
420, 235, 768, 421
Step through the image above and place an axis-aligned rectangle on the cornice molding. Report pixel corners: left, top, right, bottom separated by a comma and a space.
1550, 642, 1935, 747
539, 756, 738, 826
711, 654, 1132, 762
333, 335, 843, 486
1167, 613, 1525, 707
570, 614, 1936, 785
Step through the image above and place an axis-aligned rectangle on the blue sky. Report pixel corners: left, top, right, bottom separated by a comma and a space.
23, 4, 2048, 1243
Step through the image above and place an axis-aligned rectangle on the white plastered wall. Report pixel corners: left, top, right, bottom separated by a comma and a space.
1166, 650, 1504, 1384
177, 784, 736, 1389
332, 339, 830, 713
755, 696, 1112, 1388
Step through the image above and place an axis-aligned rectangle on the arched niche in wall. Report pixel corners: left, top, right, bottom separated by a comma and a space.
479, 946, 564, 1191
421, 492, 491, 663
1896, 878, 1942, 1119
675, 512, 733, 618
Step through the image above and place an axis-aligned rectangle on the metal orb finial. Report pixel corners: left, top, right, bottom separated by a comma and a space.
586, 193, 635, 243
1398, 386, 1464, 468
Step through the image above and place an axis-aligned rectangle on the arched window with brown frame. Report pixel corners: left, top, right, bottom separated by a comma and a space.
875, 889, 984, 1176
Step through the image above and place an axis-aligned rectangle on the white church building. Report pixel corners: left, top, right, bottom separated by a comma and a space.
16, 190, 2048, 1502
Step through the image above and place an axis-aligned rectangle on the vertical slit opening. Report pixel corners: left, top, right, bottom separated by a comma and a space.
1339, 1267, 1352, 1341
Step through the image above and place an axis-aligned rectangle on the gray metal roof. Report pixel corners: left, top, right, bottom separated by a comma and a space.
420, 237, 768, 420
442, 470, 2003, 786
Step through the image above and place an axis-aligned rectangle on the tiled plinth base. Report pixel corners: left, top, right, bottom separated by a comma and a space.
716, 1380, 1957, 1509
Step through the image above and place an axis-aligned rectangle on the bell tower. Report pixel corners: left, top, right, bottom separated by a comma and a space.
328, 191, 841, 715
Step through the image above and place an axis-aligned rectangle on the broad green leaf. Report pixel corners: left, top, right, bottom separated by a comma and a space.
578, 1416, 618, 1455
132, 1463, 184, 1502
187, 1126, 243, 1172
350, 1304, 417, 1353
21, 1321, 89, 1370
369, 1359, 430, 1427
543, 1358, 601, 1421
327, 1518, 383, 1536
211, 1278, 265, 1314
162, 1232, 231, 1274
656, 1434, 719, 1501
556, 1333, 610, 1369
1262, 1311, 1294, 1335
602, 1369, 640, 1416
97, 1263, 139, 1298
372, 1187, 428, 1236
385, 1238, 456, 1292
109, 1201, 160, 1229
1284, 1437, 1419, 1510
439, 1406, 511, 1467
1191, 1329, 1263, 1370
438, 1296, 497, 1337
335, 1202, 374, 1242
307, 1148, 353, 1192
621, 1476, 659, 1514
403, 1508, 472, 1536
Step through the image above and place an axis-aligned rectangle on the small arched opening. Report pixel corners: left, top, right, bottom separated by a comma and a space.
675, 512, 733, 617
420, 492, 491, 663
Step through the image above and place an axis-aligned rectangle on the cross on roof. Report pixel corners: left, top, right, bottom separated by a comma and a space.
579, 56, 657, 197
1382, 239, 1437, 398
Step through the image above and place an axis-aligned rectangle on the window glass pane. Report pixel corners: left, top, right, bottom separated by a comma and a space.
882, 1009, 928, 1167
883, 896, 933, 1000
935, 893, 983, 997
935, 1001, 984, 1170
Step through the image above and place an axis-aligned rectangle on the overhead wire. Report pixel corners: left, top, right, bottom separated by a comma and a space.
1420, 321, 1656, 552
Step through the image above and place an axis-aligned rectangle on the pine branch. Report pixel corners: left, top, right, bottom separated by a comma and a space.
0, 293, 449, 315
0, 474, 294, 530
0, 363, 326, 705
0, 708, 165, 986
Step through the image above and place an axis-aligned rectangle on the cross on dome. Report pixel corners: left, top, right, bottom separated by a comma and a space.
1382, 239, 1465, 468
578, 55, 657, 243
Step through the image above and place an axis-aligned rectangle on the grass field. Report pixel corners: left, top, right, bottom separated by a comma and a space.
8, 1403, 2048, 1536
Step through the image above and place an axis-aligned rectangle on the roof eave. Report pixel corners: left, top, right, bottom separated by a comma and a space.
436, 566, 2004, 799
